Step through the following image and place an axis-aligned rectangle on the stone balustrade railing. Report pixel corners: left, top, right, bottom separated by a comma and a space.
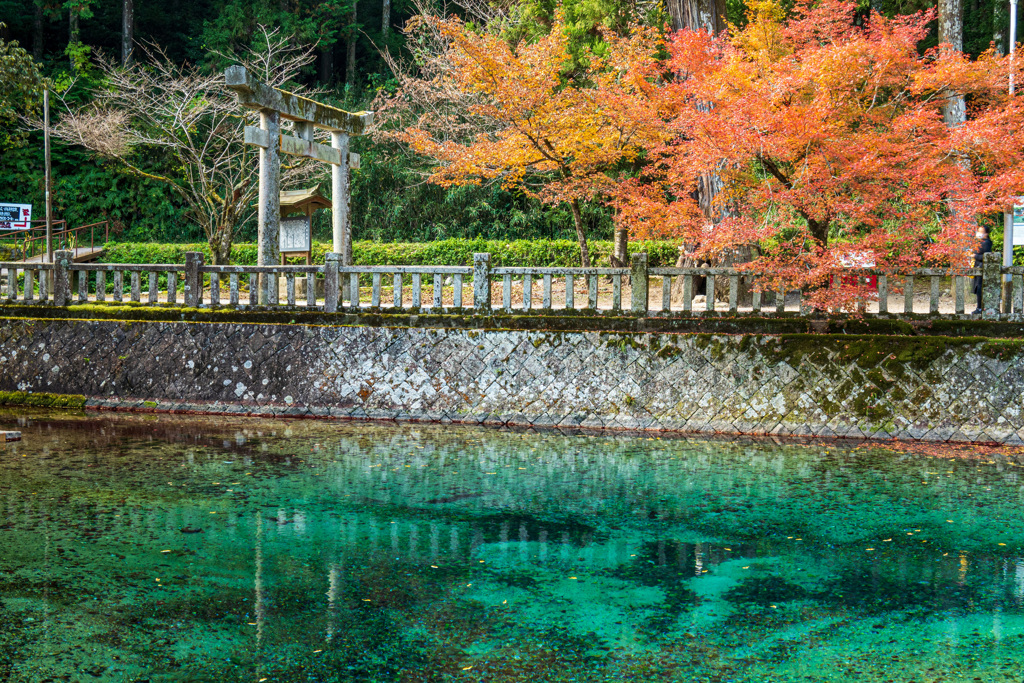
2, 250, 1022, 319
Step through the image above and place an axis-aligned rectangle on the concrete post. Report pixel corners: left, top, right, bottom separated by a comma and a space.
324, 252, 340, 313
630, 252, 649, 316
473, 253, 491, 312
53, 249, 72, 306
184, 251, 203, 307
983, 251, 1002, 318
1003, 210, 1014, 311
258, 109, 281, 304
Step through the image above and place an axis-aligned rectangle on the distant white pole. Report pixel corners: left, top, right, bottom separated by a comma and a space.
44, 86, 52, 264
1011, 0, 1018, 96
1004, 0, 1017, 281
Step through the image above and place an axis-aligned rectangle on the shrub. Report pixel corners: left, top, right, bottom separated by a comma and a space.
101, 239, 683, 267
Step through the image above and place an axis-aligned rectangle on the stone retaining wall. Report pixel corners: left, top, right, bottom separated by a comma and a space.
1, 317, 1023, 444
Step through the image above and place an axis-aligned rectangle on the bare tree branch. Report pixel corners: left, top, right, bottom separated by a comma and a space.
31, 28, 321, 264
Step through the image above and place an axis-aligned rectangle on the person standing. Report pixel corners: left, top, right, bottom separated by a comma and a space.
972, 225, 993, 314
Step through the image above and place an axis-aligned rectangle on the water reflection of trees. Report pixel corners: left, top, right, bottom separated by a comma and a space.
4, 414, 1024, 678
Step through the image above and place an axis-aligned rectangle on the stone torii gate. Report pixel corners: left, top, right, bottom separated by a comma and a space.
225, 65, 372, 303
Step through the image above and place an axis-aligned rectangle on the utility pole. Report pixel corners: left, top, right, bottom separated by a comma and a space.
44, 86, 53, 265
1004, 0, 1018, 307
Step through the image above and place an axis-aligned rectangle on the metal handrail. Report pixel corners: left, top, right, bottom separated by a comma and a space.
0, 220, 66, 261
0, 220, 108, 262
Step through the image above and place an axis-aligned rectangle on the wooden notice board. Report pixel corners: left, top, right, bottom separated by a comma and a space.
278, 188, 331, 264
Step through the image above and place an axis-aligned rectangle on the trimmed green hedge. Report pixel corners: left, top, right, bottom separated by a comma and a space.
100, 239, 683, 268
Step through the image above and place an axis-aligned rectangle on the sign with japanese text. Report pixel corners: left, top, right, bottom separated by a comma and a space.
279, 216, 311, 253
0, 203, 31, 230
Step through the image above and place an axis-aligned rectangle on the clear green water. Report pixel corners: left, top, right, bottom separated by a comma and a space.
2, 411, 1024, 682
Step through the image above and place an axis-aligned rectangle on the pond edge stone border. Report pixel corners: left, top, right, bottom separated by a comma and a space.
1, 316, 1023, 444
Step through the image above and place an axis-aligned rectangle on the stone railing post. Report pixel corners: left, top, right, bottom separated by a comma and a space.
184, 251, 203, 307
630, 252, 649, 316
324, 252, 340, 313
983, 251, 1002, 318
473, 253, 492, 312
53, 250, 72, 306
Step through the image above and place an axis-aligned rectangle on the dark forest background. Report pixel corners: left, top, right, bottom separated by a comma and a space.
0, 0, 1018, 245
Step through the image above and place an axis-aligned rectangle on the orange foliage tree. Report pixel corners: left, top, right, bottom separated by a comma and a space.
614, 0, 1024, 309
396, 15, 665, 267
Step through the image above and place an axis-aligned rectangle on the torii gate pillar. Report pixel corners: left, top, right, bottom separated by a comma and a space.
331, 131, 351, 266
258, 110, 281, 276
226, 66, 372, 302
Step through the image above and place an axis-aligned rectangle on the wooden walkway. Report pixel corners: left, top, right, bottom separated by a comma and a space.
17, 247, 105, 264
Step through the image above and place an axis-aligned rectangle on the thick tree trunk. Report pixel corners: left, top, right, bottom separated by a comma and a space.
346, 0, 358, 91
122, 0, 134, 66
807, 217, 830, 248
939, 0, 966, 127
208, 217, 235, 266
319, 43, 334, 85
382, 0, 390, 35
668, 2, 730, 225
569, 199, 591, 268
33, 1, 44, 62
665, 0, 727, 33
994, 0, 1006, 56
611, 227, 628, 268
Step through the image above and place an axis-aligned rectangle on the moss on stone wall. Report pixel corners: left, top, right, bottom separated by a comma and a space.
4, 303, 1024, 339
753, 334, 1022, 371
0, 391, 87, 409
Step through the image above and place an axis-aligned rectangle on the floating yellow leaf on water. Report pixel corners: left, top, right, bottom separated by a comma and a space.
502, 600, 507, 604
431, 565, 439, 569
248, 622, 257, 625
569, 576, 577, 579
362, 599, 371, 602
866, 548, 875, 551
161, 550, 172, 553
883, 538, 892, 542
462, 666, 474, 671
742, 566, 750, 569
313, 649, 323, 653
999, 543, 1007, 546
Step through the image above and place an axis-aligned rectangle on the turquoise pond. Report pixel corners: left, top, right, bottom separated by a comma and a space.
1, 411, 1024, 682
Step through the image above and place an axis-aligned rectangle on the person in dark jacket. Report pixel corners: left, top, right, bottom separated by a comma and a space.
972, 225, 993, 314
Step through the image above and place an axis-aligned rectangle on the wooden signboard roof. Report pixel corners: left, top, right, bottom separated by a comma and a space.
280, 188, 331, 214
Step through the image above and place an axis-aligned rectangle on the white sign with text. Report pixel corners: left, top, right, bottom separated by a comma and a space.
0, 203, 31, 230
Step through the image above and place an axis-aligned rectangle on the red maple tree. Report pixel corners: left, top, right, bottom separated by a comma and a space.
614, 0, 1024, 309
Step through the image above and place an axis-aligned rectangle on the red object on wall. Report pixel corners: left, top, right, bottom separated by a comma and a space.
833, 274, 878, 291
